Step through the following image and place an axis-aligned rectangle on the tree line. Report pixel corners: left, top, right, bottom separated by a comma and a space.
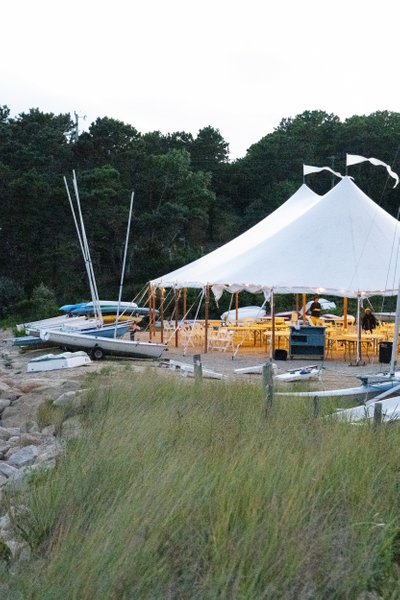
1, 105, 400, 316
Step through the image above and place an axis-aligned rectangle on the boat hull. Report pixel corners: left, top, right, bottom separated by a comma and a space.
40, 330, 167, 360
27, 351, 91, 372
276, 372, 400, 400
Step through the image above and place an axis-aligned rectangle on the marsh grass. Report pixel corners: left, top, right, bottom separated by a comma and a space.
3, 371, 400, 598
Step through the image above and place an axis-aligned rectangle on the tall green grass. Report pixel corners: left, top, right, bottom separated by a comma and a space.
3, 371, 400, 599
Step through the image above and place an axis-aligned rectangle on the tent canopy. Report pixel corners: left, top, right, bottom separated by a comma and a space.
150, 177, 400, 299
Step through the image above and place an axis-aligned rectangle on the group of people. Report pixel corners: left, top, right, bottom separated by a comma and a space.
309, 294, 378, 332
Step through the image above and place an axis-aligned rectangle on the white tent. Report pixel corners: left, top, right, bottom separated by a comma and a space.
150, 183, 321, 293
151, 177, 400, 299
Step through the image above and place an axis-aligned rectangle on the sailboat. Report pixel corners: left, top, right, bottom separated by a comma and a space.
36, 174, 167, 361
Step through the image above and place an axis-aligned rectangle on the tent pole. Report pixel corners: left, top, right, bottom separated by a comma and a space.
355, 294, 361, 365
174, 290, 179, 348
183, 288, 187, 324
235, 292, 239, 325
160, 288, 165, 344
302, 293, 307, 326
204, 286, 209, 353
150, 287, 156, 339
389, 287, 400, 376
343, 297, 348, 329
271, 291, 275, 360
148, 287, 153, 341
295, 294, 299, 313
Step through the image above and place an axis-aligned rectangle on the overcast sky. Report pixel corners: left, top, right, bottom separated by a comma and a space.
2, 0, 399, 159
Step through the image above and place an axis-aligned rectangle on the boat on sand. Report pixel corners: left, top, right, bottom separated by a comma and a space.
40, 329, 167, 360
27, 351, 91, 372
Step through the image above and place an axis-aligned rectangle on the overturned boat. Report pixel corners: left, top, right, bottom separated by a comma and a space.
27, 351, 91, 372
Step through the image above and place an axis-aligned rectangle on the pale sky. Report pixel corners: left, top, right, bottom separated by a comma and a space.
2, 0, 399, 159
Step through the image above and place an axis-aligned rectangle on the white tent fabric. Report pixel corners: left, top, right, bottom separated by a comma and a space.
150, 184, 321, 293
150, 177, 400, 299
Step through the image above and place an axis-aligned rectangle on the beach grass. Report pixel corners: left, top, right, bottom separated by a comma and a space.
3, 370, 400, 598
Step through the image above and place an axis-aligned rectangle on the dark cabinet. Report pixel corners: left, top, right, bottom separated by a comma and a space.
289, 326, 325, 360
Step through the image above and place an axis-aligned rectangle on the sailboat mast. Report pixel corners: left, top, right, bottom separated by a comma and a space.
114, 191, 135, 338
64, 176, 98, 318
71, 171, 103, 325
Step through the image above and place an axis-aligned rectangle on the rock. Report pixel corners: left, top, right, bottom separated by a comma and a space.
0, 427, 20, 440
16, 379, 60, 394
0, 442, 11, 458
0, 474, 8, 487
7, 445, 39, 468
53, 389, 88, 407
60, 416, 83, 440
0, 399, 11, 412
0, 381, 11, 395
0, 462, 19, 478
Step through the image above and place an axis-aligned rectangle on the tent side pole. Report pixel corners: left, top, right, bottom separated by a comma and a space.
355, 294, 361, 365
204, 286, 209, 353
302, 293, 307, 326
270, 290, 275, 361
343, 297, 348, 329
183, 288, 187, 324
148, 287, 153, 341
160, 288, 165, 344
389, 287, 400, 376
235, 292, 239, 325
150, 287, 156, 339
175, 290, 180, 348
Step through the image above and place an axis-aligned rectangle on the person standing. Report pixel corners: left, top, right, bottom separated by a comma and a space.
361, 307, 377, 333
309, 295, 322, 325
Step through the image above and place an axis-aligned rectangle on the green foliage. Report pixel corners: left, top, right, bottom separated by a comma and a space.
1, 104, 400, 306
3, 372, 400, 597
31, 283, 58, 317
0, 277, 24, 318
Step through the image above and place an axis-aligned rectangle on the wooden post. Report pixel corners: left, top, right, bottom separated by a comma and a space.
295, 293, 299, 313
193, 354, 203, 382
263, 362, 274, 413
343, 297, 348, 329
373, 402, 382, 426
302, 293, 307, 326
313, 395, 320, 418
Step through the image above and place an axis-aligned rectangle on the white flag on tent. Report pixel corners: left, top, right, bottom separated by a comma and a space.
303, 164, 344, 179
346, 154, 399, 188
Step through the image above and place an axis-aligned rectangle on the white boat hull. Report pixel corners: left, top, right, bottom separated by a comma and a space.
334, 396, 400, 422
27, 351, 91, 372
276, 371, 400, 400
275, 365, 321, 382
40, 330, 167, 360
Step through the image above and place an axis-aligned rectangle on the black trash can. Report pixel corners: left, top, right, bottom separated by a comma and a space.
273, 349, 288, 361
379, 341, 393, 364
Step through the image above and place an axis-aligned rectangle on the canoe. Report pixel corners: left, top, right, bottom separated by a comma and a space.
275, 365, 321, 382
59, 301, 138, 313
